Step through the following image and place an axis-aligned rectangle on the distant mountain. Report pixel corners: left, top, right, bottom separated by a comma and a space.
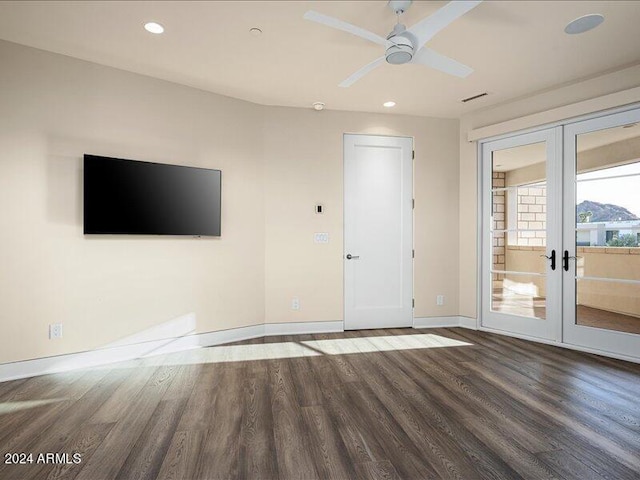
577, 200, 639, 222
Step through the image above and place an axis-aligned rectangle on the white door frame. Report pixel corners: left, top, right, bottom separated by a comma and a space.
480, 127, 563, 341
343, 133, 414, 330
562, 107, 640, 358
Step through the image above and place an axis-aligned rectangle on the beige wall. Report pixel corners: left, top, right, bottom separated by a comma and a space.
0, 40, 460, 365
0, 41, 266, 364
459, 65, 640, 319
5, 40, 638, 365
263, 108, 460, 324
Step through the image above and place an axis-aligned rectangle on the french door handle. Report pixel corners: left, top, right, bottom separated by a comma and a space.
346, 254, 360, 260
563, 250, 580, 271
562, 250, 577, 272
540, 250, 556, 270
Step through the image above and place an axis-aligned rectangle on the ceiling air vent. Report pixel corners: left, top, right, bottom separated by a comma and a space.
461, 92, 488, 103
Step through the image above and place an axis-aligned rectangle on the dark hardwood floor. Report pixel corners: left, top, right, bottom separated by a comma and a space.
1, 327, 640, 480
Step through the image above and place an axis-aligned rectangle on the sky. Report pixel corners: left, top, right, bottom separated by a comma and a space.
576, 162, 640, 218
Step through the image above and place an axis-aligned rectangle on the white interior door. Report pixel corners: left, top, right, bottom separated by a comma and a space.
481, 128, 563, 341
563, 107, 640, 359
344, 134, 413, 330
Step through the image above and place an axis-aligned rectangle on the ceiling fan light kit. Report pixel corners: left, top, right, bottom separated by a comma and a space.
385, 24, 414, 64
304, 0, 482, 87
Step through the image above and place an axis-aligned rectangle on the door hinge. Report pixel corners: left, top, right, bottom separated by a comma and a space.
412, 298, 415, 308
412, 150, 415, 160
412, 199, 415, 209
412, 249, 415, 258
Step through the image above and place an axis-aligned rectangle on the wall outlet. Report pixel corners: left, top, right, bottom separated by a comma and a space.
314, 233, 329, 244
49, 323, 63, 339
436, 295, 445, 306
291, 297, 300, 311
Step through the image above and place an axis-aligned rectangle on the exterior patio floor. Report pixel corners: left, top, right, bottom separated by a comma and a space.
492, 291, 640, 335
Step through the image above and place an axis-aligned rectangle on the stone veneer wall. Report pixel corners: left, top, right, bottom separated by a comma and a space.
515, 185, 547, 246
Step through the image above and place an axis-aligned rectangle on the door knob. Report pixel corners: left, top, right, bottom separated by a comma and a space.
346, 254, 360, 260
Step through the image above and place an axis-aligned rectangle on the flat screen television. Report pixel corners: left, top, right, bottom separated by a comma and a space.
84, 154, 221, 236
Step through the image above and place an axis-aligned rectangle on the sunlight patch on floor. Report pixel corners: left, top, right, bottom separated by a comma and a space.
302, 334, 472, 355
135, 333, 473, 367
0, 398, 66, 415
186, 341, 320, 364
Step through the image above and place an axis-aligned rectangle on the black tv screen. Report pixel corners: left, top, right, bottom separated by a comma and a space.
84, 155, 221, 236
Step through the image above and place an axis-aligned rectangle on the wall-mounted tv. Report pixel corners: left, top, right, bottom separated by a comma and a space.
84, 155, 221, 236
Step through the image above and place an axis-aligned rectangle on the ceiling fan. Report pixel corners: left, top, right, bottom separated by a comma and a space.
304, 0, 482, 87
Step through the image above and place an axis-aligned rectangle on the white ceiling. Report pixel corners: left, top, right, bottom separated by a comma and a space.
1, 1, 640, 118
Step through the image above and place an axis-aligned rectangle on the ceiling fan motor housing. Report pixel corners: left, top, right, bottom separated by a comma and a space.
386, 28, 414, 65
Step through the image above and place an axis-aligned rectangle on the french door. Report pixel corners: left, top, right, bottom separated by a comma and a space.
482, 107, 640, 360
481, 128, 563, 341
563, 108, 640, 359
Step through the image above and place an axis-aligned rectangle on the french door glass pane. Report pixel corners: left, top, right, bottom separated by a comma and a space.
492, 273, 546, 319
576, 279, 640, 335
575, 124, 640, 334
490, 142, 547, 320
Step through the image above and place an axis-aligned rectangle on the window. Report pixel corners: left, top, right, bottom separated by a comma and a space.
606, 230, 619, 242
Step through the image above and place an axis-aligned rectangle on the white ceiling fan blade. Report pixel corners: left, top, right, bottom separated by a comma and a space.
407, 1, 482, 51
339, 56, 386, 88
412, 47, 473, 78
304, 10, 390, 47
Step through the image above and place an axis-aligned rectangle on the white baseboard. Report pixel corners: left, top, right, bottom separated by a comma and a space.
458, 316, 478, 330
413, 316, 461, 328
265, 321, 344, 336
0, 321, 343, 383
32, 314, 640, 383
412, 316, 478, 329
0, 324, 262, 383
166, 324, 266, 353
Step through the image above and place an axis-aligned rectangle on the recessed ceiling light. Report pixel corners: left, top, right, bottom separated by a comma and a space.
383, 101, 396, 108
312, 102, 325, 111
564, 14, 604, 35
144, 22, 164, 34
249, 27, 263, 36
